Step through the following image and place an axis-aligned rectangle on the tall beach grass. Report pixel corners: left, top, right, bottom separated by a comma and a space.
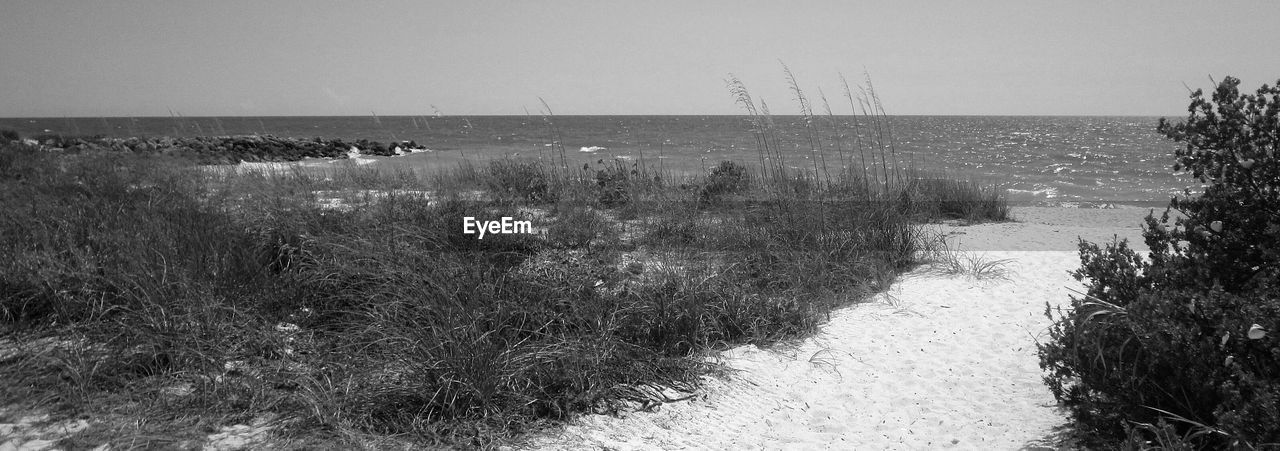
0, 89, 1008, 448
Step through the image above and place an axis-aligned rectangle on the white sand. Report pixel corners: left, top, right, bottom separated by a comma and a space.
522, 206, 1157, 450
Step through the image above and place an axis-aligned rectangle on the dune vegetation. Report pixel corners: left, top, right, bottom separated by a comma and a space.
1039, 76, 1280, 449
0, 80, 1009, 448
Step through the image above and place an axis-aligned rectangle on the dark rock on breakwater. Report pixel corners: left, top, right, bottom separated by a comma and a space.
2, 132, 428, 165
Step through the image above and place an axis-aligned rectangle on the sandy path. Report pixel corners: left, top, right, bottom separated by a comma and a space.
523, 207, 1154, 450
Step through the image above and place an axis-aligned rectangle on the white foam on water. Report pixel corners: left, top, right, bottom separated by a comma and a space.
1007, 185, 1059, 199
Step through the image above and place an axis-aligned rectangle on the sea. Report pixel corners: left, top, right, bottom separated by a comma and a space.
0, 115, 1192, 206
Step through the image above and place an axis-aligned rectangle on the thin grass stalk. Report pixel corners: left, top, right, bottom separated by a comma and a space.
856, 89, 885, 191
856, 90, 890, 193
658, 138, 667, 181
760, 100, 785, 185
865, 72, 901, 186
728, 75, 771, 185
856, 87, 884, 188
781, 63, 827, 189
637, 145, 648, 185
840, 74, 873, 196
167, 109, 182, 136
818, 88, 848, 174
538, 97, 568, 179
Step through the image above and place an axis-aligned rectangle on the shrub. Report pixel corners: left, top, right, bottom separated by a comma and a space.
699, 160, 750, 205
592, 160, 636, 208
0, 145, 266, 323
547, 206, 616, 251
639, 205, 704, 246
1038, 76, 1280, 448
486, 159, 552, 202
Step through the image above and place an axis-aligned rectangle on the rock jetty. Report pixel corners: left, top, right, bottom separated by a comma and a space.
2, 133, 429, 165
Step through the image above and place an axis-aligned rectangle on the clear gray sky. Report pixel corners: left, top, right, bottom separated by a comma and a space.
3, 0, 1278, 117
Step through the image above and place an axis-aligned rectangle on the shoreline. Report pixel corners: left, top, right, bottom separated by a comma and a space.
933, 205, 1158, 253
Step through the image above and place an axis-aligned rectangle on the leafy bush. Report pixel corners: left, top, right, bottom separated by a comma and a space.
592, 160, 637, 208
1039, 77, 1280, 448
699, 160, 750, 204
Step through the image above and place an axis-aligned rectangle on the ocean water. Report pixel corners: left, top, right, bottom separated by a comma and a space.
0, 115, 1189, 205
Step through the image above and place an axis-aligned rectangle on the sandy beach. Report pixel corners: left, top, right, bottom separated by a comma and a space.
7, 1, 1274, 447
521, 206, 1157, 450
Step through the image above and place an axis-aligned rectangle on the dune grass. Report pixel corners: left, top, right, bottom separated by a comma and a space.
1, 113, 1008, 449
0, 69, 1009, 450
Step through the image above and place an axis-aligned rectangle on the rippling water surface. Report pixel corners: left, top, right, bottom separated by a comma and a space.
1, 115, 1187, 204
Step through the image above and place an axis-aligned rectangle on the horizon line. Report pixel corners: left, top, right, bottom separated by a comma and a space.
1, 113, 1183, 120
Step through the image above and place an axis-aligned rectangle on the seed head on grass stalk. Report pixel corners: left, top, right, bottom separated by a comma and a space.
856, 86, 892, 194
727, 74, 772, 184
758, 99, 785, 188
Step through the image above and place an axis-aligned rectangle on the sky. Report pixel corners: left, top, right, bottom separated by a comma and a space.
2, 0, 1279, 117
